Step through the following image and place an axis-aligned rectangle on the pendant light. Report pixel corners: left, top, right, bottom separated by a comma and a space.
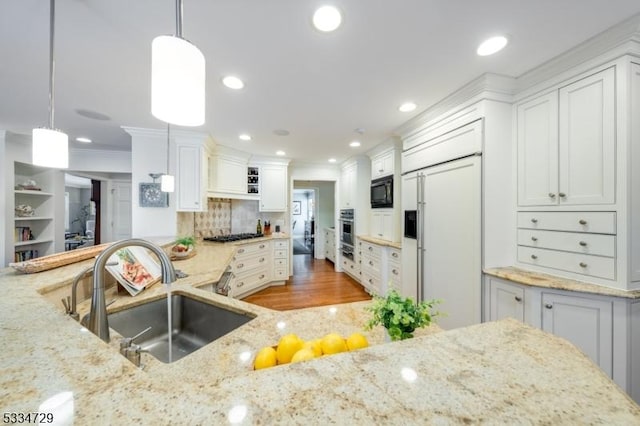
151, 0, 205, 126
161, 124, 175, 192
32, 0, 68, 169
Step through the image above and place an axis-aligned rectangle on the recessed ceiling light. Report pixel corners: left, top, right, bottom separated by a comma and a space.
75, 108, 111, 121
398, 102, 417, 112
312, 5, 342, 32
276, 150, 286, 156
75, 137, 92, 143
328, 158, 337, 163
477, 35, 508, 56
222, 76, 244, 89
273, 129, 290, 136
349, 141, 361, 148
239, 134, 251, 141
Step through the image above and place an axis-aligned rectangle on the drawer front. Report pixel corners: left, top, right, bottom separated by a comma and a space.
361, 271, 382, 295
342, 258, 361, 277
517, 212, 615, 234
361, 255, 382, 275
273, 240, 289, 250
389, 262, 402, 283
274, 258, 288, 268
234, 241, 270, 259
274, 249, 287, 259
389, 248, 401, 262
518, 246, 615, 280
273, 268, 288, 280
517, 229, 615, 257
233, 253, 269, 273
234, 268, 270, 293
360, 242, 382, 259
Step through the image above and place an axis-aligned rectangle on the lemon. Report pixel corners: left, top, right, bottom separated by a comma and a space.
276, 333, 303, 364
303, 339, 323, 358
254, 346, 277, 370
291, 348, 316, 363
346, 333, 369, 351
320, 333, 347, 355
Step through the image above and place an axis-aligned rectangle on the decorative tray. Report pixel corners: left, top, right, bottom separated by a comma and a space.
10, 243, 111, 274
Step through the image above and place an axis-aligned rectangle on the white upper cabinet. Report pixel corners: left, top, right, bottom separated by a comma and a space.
371, 149, 394, 179
517, 92, 559, 206
558, 67, 615, 205
517, 67, 615, 206
341, 163, 356, 208
176, 142, 207, 212
259, 164, 288, 212
208, 154, 249, 196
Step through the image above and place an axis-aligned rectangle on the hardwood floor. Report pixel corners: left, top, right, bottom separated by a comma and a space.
241, 255, 371, 310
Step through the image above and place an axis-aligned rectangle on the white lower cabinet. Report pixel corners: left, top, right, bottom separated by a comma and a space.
324, 228, 336, 263
358, 239, 402, 296
484, 275, 638, 402
541, 292, 613, 377
272, 240, 289, 281
229, 241, 271, 298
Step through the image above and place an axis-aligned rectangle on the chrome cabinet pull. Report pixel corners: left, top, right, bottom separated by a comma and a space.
392, 269, 399, 275
579, 262, 588, 268
579, 219, 587, 225
392, 252, 398, 258
531, 236, 538, 242
559, 192, 566, 198
548, 193, 556, 198
237, 248, 245, 254
259, 257, 265, 263
368, 247, 373, 251
579, 241, 587, 247
237, 282, 245, 288
259, 274, 265, 280
545, 304, 553, 309
237, 263, 244, 269
531, 254, 538, 260
531, 218, 538, 223
259, 244, 265, 249
368, 278, 373, 283
515, 296, 522, 302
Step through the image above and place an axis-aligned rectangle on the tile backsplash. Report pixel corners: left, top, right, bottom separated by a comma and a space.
176, 198, 286, 238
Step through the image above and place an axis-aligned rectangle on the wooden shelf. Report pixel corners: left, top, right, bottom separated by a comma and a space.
14, 239, 53, 247
14, 217, 54, 221
14, 190, 53, 196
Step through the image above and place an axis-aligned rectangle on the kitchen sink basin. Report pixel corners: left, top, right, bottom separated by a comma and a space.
108, 294, 255, 363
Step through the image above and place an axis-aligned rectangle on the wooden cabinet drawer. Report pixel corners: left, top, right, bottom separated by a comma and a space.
273, 240, 288, 250
518, 246, 615, 280
274, 249, 287, 259
517, 212, 615, 234
234, 241, 270, 259
360, 241, 382, 259
517, 229, 615, 257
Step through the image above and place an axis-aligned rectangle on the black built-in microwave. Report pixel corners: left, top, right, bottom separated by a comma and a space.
371, 175, 393, 208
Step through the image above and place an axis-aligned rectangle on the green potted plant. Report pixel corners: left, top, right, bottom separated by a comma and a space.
365, 289, 440, 341
171, 236, 196, 257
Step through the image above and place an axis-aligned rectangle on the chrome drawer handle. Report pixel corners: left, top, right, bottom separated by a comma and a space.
377, 233, 383, 237
531, 254, 538, 260
559, 192, 566, 198
548, 193, 556, 198
259, 274, 265, 279
237, 263, 244, 269
259, 244, 265, 249
579, 219, 587, 225
369, 261, 374, 266
545, 304, 553, 309
579, 241, 587, 247
392, 252, 398, 258
369, 278, 373, 283
237, 248, 245, 254
259, 257, 265, 263
531, 236, 538, 242
368, 247, 373, 251
392, 269, 398, 275
515, 296, 522, 302
237, 282, 245, 288
531, 218, 538, 223
579, 262, 588, 268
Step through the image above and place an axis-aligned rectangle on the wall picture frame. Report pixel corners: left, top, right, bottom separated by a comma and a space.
139, 182, 168, 208
292, 200, 301, 215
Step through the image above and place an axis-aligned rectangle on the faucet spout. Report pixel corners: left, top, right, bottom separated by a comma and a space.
88, 239, 176, 342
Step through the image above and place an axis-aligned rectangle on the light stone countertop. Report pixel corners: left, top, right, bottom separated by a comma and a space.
484, 266, 640, 299
1, 241, 639, 424
358, 235, 402, 249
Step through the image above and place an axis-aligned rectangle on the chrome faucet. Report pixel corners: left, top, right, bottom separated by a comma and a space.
88, 239, 176, 343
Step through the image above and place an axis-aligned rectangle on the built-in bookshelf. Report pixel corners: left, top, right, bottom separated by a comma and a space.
13, 162, 56, 261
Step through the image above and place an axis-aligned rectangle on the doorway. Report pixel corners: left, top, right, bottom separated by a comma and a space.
292, 189, 315, 256
64, 174, 96, 250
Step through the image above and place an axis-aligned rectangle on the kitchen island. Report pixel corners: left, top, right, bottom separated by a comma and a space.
1, 240, 639, 424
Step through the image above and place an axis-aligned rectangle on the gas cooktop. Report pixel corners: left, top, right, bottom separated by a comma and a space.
203, 233, 264, 243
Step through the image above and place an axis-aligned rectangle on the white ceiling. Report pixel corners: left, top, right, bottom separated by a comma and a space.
1, 1, 640, 164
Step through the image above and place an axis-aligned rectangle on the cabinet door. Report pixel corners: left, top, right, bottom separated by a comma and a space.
541, 292, 613, 376
517, 92, 559, 206
371, 213, 383, 239
259, 165, 287, 212
210, 156, 247, 194
176, 144, 204, 212
341, 165, 355, 208
372, 151, 394, 178
558, 67, 615, 205
489, 279, 524, 322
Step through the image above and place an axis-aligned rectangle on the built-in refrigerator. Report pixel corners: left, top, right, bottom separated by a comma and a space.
402, 154, 482, 330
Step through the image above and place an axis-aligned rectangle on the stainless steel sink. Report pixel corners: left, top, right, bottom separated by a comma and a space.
108, 293, 255, 363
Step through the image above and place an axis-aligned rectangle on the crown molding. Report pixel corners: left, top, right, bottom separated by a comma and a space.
121, 126, 209, 140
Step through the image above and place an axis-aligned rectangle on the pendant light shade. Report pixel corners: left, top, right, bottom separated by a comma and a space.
161, 174, 175, 192
151, 6, 206, 127
32, 128, 69, 169
32, 0, 68, 169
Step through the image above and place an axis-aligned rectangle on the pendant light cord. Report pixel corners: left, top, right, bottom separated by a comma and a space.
166, 124, 171, 174
175, 0, 183, 38
48, 0, 56, 129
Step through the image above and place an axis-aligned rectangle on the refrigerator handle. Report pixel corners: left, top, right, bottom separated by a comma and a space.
416, 173, 425, 303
